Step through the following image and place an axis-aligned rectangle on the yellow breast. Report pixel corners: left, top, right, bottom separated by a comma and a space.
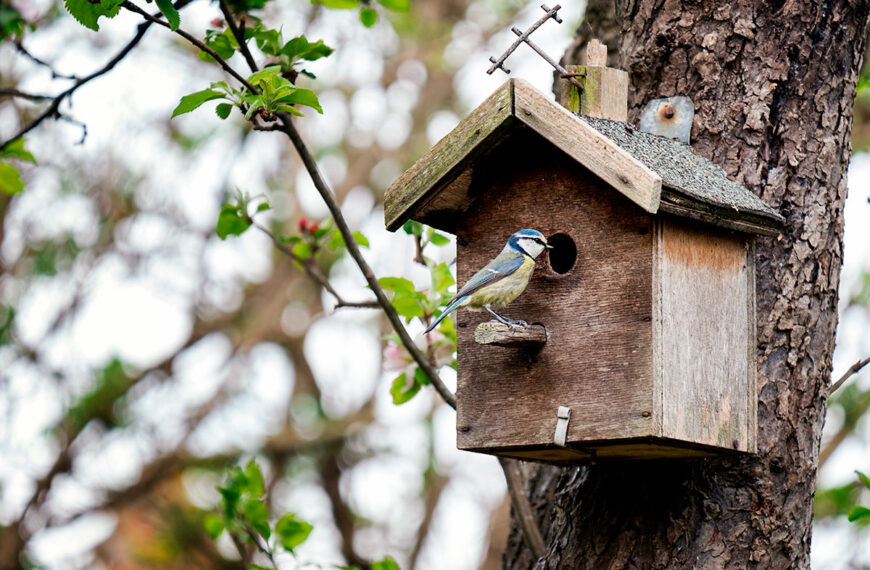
466, 256, 536, 310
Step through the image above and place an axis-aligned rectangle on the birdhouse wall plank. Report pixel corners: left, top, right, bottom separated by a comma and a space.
455, 135, 657, 452
653, 217, 757, 453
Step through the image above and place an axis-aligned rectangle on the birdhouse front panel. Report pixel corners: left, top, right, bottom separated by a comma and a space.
455, 132, 660, 462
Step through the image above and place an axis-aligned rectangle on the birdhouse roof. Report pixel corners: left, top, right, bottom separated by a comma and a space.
384, 79, 784, 236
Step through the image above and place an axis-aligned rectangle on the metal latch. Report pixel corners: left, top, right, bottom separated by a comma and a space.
554, 406, 571, 447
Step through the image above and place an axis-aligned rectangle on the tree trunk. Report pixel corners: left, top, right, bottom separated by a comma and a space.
505, 0, 870, 567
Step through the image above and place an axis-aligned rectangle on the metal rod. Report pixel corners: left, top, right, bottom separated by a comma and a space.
486, 3, 562, 75
510, 27, 584, 90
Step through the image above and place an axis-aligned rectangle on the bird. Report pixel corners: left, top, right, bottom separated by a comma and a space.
425, 229, 551, 333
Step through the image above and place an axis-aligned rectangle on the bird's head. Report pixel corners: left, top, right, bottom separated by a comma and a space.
508, 228, 551, 259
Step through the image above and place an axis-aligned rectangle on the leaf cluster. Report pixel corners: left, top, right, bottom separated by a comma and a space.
205, 461, 315, 558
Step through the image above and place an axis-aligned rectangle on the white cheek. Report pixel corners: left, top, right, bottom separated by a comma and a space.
521, 239, 545, 258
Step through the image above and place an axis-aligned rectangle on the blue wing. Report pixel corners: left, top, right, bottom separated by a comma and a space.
452, 255, 525, 301
424, 256, 525, 333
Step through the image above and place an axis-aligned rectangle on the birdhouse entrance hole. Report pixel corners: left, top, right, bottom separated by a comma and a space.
547, 232, 576, 274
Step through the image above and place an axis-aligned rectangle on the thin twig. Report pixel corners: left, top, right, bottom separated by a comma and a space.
499, 457, 546, 559
828, 356, 870, 397
0, 89, 55, 101
14, 41, 79, 80
253, 221, 378, 310
0, 0, 197, 152
272, 112, 457, 409
219, 0, 259, 73
119, 1, 257, 93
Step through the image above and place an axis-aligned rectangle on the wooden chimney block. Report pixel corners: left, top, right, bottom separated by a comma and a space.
383, 76, 784, 465
558, 39, 628, 122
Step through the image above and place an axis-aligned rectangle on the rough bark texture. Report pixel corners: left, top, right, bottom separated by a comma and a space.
506, 0, 870, 568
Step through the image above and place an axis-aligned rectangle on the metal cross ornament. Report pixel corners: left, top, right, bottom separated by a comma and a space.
487, 4, 584, 90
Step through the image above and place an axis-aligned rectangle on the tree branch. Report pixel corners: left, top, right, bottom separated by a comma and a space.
253, 221, 379, 310
499, 457, 546, 559
827, 355, 870, 396
271, 113, 456, 409
0, 89, 55, 101
14, 41, 79, 80
219, 0, 259, 73
119, 1, 257, 93
0, 0, 197, 152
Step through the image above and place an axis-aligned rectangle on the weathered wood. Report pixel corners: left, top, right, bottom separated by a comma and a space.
383, 80, 514, 231
654, 216, 756, 452
383, 79, 663, 231
512, 80, 660, 213
585, 38, 607, 66
474, 321, 547, 347
455, 136, 657, 452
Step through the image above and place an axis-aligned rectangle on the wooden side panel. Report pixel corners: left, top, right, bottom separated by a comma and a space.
455, 131, 656, 451
655, 217, 756, 451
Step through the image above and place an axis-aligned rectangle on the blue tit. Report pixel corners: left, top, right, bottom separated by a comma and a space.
425, 228, 551, 333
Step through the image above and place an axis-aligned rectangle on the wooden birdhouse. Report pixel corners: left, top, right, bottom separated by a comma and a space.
383, 44, 783, 463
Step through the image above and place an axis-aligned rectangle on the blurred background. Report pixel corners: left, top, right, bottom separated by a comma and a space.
0, 0, 868, 568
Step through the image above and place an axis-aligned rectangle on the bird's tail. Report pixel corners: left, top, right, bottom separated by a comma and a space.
424, 296, 468, 333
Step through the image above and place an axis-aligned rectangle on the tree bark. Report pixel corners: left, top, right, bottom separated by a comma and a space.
506, 0, 870, 567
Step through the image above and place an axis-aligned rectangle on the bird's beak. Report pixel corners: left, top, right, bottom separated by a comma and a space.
545, 243, 554, 249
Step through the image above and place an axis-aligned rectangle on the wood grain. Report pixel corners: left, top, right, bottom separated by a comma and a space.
383, 80, 514, 231
654, 216, 756, 452
455, 134, 657, 452
513, 80, 660, 213
474, 321, 548, 347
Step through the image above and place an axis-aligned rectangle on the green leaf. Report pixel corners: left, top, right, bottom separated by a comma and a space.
402, 220, 423, 236
414, 365, 430, 386
378, 277, 415, 295
275, 514, 313, 551
390, 372, 420, 405
376, 0, 409, 12
215, 103, 233, 120
0, 138, 36, 164
292, 241, 311, 260
857, 471, 870, 490
254, 27, 283, 55
280, 36, 333, 62
216, 205, 251, 239
203, 514, 225, 538
64, 0, 120, 31
431, 262, 455, 293
359, 7, 377, 27
353, 231, 370, 247
245, 460, 265, 496
848, 506, 870, 522
275, 88, 323, 114
372, 557, 401, 570
243, 499, 271, 539
0, 162, 24, 195
391, 295, 424, 319
248, 65, 282, 85
154, 0, 180, 30
171, 89, 225, 118
427, 231, 449, 246
256, 201, 271, 213
313, 0, 359, 9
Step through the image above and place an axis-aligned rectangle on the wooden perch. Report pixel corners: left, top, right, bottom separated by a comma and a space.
474, 321, 547, 348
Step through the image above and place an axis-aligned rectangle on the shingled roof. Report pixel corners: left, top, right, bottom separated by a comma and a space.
384, 79, 784, 236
